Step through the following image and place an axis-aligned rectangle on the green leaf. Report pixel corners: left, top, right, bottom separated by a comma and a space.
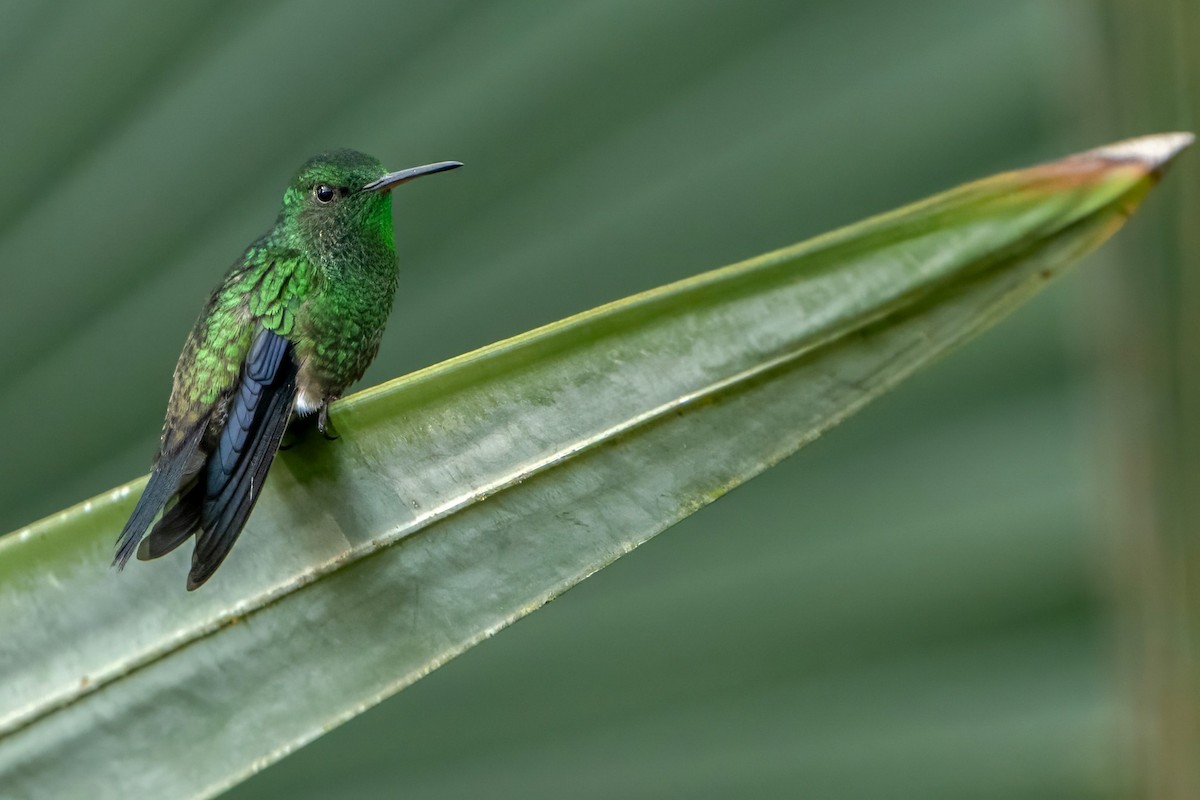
0, 133, 1190, 798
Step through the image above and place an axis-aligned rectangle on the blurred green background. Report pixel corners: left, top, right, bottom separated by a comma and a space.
1, 1, 1194, 797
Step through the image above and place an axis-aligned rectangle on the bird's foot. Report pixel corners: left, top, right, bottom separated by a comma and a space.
317, 404, 340, 440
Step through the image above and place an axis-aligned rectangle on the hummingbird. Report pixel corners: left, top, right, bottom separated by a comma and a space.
112, 150, 462, 590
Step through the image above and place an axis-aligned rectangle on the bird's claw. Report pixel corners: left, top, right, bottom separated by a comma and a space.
317, 405, 340, 440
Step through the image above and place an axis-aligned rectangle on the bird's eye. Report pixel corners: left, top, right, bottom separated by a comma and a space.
315, 184, 335, 203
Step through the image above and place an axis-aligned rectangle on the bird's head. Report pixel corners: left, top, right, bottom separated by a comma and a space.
278, 149, 461, 264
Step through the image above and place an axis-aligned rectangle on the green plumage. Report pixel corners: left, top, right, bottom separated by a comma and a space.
114, 150, 461, 589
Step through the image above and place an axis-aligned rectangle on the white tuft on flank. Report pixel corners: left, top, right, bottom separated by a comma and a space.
295, 391, 320, 416
1084, 132, 1195, 168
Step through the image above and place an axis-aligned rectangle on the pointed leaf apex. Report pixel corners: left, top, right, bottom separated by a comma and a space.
1083, 132, 1195, 172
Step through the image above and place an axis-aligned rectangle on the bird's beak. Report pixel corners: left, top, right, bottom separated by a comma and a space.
361, 160, 463, 193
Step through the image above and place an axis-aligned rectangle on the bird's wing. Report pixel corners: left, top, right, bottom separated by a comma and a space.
186, 327, 297, 589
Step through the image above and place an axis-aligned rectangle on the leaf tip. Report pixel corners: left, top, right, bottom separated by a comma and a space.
1081, 132, 1195, 175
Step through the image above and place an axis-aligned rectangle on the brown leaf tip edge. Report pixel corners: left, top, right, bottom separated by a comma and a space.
1083, 132, 1195, 173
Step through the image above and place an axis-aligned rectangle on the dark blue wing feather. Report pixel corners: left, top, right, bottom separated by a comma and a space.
188, 328, 297, 589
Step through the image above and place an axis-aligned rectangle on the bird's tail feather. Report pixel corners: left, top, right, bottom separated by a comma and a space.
137, 479, 204, 561
112, 425, 205, 569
